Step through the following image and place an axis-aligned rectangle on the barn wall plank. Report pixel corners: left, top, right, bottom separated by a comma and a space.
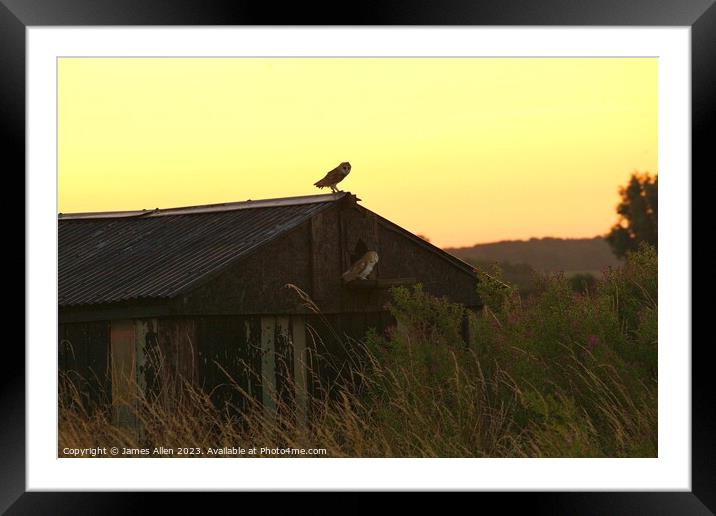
291, 316, 308, 426
275, 315, 293, 418
309, 208, 342, 307
133, 319, 158, 395
110, 319, 136, 428
155, 318, 198, 404
245, 319, 256, 404
260, 316, 276, 418
310, 213, 325, 301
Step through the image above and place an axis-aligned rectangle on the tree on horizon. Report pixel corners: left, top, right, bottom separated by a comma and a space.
606, 172, 658, 258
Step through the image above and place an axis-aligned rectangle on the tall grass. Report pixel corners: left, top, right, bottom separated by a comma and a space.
59, 244, 657, 457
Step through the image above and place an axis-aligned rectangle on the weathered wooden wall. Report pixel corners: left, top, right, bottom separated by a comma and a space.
106, 318, 198, 429
310, 207, 342, 304
58, 321, 111, 409
178, 219, 314, 315
195, 315, 262, 415
59, 310, 389, 425
60, 318, 198, 431
195, 315, 311, 420
375, 218, 481, 308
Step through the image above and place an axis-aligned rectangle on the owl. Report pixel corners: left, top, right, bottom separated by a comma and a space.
314, 162, 351, 193
342, 251, 379, 282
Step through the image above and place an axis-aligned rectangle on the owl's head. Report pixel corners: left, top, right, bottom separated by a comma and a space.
340, 162, 351, 173
365, 251, 379, 264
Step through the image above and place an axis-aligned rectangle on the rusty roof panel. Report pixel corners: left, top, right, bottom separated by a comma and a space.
58, 199, 337, 307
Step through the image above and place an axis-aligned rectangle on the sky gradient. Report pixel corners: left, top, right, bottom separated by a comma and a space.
58, 57, 657, 248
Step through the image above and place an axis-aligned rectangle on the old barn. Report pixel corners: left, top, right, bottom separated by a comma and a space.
58, 192, 481, 424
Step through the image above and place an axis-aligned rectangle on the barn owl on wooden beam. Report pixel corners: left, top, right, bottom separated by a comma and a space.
342, 251, 379, 282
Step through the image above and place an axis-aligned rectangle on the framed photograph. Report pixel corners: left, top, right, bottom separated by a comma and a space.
7, 0, 709, 511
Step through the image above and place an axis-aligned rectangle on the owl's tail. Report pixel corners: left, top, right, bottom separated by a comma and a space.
342, 269, 358, 283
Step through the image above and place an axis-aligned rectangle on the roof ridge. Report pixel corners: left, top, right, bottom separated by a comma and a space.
59, 192, 352, 220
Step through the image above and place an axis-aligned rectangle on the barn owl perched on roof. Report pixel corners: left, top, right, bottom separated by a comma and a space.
342, 251, 379, 282
314, 162, 351, 193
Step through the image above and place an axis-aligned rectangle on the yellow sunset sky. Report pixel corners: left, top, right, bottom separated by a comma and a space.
58, 57, 657, 248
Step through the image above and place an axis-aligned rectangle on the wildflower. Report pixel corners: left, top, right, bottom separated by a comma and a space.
586, 334, 600, 352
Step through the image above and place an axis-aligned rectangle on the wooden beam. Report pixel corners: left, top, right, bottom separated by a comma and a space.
59, 304, 172, 324
344, 277, 417, 289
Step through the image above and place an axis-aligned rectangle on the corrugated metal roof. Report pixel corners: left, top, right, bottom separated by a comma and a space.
58, 192, 347, 219
59, 193, 345, 307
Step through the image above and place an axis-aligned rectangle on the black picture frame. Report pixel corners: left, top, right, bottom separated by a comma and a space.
5, 1, 709, 512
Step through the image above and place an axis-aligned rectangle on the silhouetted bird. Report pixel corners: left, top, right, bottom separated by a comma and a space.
314, 162, 351, 193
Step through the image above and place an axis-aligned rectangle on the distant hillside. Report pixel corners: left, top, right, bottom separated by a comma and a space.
445, 237, 621, 273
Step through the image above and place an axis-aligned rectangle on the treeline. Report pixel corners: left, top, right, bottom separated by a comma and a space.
445, 236, 621, 274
